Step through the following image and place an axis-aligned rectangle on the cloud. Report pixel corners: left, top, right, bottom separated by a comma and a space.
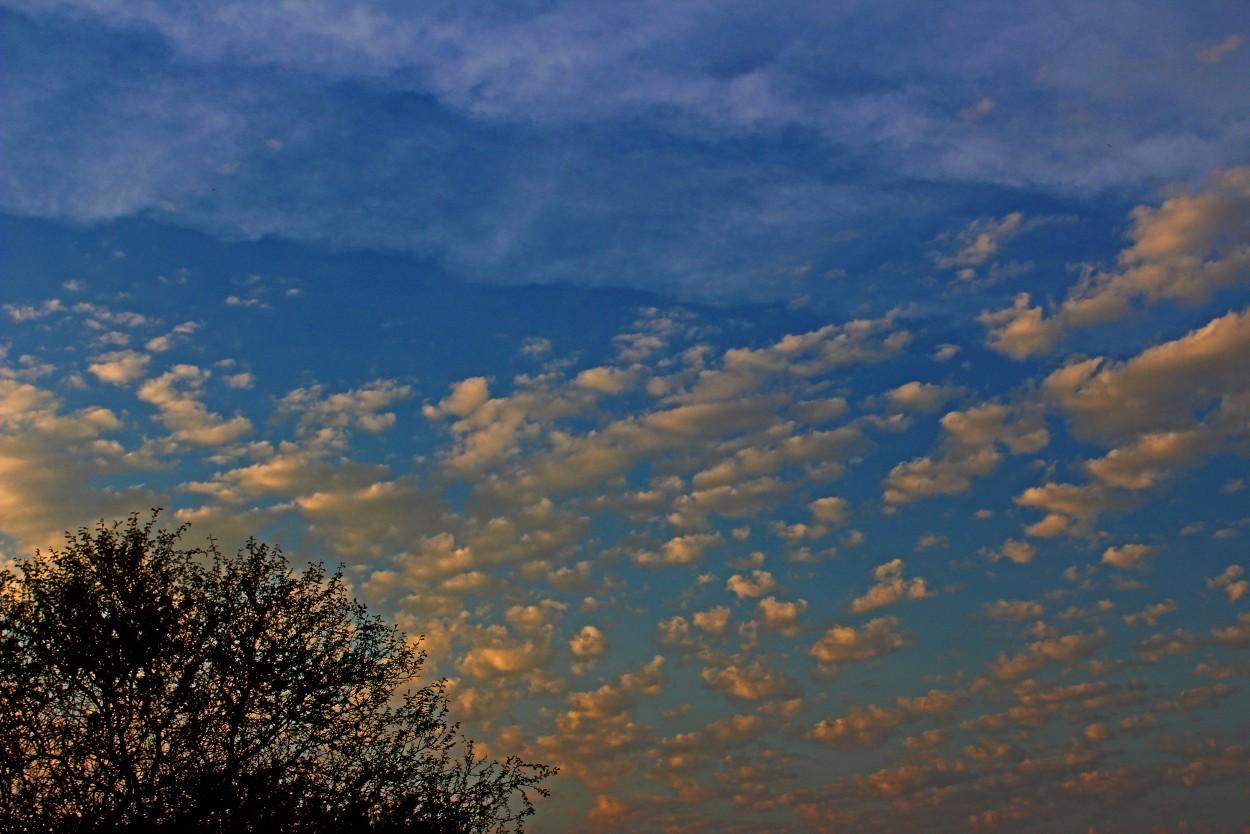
1038, 307, 1250, 520
808, 496, 850, 526
415, 310, 906, 536
1101, 543, 1156, 570
963, 679, 1148, 736
277, 380, 412, 434
982, 538, 1036, 565
569, 624, 608, 674
959, 96, 995, 122
978, 293, 1063, 359
456, 602, 564, 682
1152, 683, 1237, 714
726, 570, 778, 599
570, 625, 607, 660
1167, 744, 1250, 789
982, 599, 1045, 621
1061, 767, 1157, 805
1207, 565, 1249, 603
144, 321, 198, 352
1084, 429, 1218, 490
991, 628, 1107, 680
1014, 481, 1123, 539
808, 616, 910, 675
701, 657, 799, 702
978, 168, 1250, 357
1122, 600, 1177, 627
4, 299, 64, 321
691, 606, 731, 636
294, 477, 442, 562
883, 382, 962, 413
537, 655, 666, 790
1062, 166, 1250, 325
222, 372, 254, 389
6, 3, 1249, 308
753, 596, 807, 636
883, 403, 1048, 505
933, 212, 1040, 271
0, 376, 152, 552
634, 533, 724, 567
3, 37, 1250, 823
137, 364, 252, 446
88, 350, 150, 385
810, 688, 963, 748
855, 757, 970, 799
72, 303, 149, 329
431, 377, 491, 419
1197, 34, 1243, 65
574, 365, 639, 395
849, 559, 934, 613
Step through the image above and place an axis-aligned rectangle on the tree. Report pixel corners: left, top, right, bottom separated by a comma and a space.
0, 512, 555, 833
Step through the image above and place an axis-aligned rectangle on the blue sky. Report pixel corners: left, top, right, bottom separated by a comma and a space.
3, 2, 1250, 831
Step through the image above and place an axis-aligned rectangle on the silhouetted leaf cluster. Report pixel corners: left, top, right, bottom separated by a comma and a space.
0, 512, 554, 833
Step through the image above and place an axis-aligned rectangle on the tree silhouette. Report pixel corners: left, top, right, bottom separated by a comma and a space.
0, 512, 554, 833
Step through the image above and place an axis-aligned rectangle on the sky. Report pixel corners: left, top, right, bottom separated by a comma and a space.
2, 2, 1250, 831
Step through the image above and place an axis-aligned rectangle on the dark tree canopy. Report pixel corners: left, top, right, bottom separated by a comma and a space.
0, 512, 555, 833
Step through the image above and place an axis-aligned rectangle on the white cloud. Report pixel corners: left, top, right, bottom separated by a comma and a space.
145, 321, 199, 352
433, 376, 491, 418
883, 381, 962, 413
934, 212, 1025, 268
982, 599, 1045, 621
570, 625, 607, 660
1101, 543, 1156, 570
983, 538, 1037, 565
726, 570, 778, 599
991, 628, 1107, 680
277, 380, 412, 434
978, 293, 1062, 359
1085, 429, 1217, 490
1014, 481, 1123, 539
137, 364, 252, 446
754, 596, 807, 636
977, 168, 1250, 357
569, 625, 608, 674
1123, 600, 1177, 627
809, 616, 909, 674
574, 365, 638, 394
0, 377, 151, 552
536, 655, 666, 790
810, 689, 963, 748
456, 602, 564, 682
634, 533, 724, 567
5, 299, 64, 321
702, 657, 798, 702
1045, 307, 1250, 443
883, 403, 1047, 505
1064, 166, 1250, 324
1208, 565, 1249, 603
809, 496, 849, 526
88, 350, 150, 385
849, 559, 934, 613
223, 372, 255, 389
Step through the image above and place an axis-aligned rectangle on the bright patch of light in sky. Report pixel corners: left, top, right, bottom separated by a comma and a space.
3, 2, 1250, 831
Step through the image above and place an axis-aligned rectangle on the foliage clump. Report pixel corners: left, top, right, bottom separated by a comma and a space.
0, 512, 554, 833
